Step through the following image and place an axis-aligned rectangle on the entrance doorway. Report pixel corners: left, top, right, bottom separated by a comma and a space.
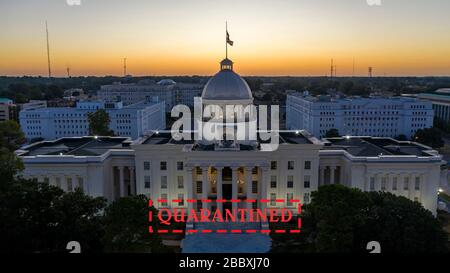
222, 184, 232, 213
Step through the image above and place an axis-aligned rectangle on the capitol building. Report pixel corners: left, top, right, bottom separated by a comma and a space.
16, 56, 447, 216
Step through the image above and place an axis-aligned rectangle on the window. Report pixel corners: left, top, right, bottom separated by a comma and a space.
270, 176, 277, 188
144, 176, 151, 189
304, 161, 311, 170
270, 193, 277, 206
238, 184, 243, 194
252, 181, 258, 194
56, 177, 61, 188
370, 177, 375, 191
160, 161, 167, 171
144, 161, 151, 171
197, 200, 203, 210
178, 194, 184, 206
303, 193, 310, 204
177, 161, 184, 171
287, 175, 294, 188
160, 194, 168, 207
304, 175, 311, 188
271, 161, 277, 170
288, 161, 295, 170
161, 176, 167, 189
392, 177, 398, 191
43, 177, 49, 184
196, 181, 203, 194
414, 197, 419, 202
177, 176, 184, 189
287, 193, 294, 206
404, 177, 409, 190
415, 177, 420, 190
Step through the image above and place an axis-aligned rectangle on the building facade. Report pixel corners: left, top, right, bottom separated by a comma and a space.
15, 57, 447, 216
418, 90, 450, 123
97, 79, 203, 111
0, 98, 18, 122
286, 93, 434, 139
19, 99, 166, 140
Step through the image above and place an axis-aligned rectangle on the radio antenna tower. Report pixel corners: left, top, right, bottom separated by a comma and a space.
368, 67, 373, 78
330, 59, 334, 78
352, 58, 355, 77
66, 66, 71, 78
45, 21, 52, 78
123, 58, 127, 77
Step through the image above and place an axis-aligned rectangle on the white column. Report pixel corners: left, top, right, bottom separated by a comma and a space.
202, 167, 209, 210
260, 167, 269, 229
245, 167, 253, 210
83, 176, 88, 194
119, 166, 125, 197
232, 167, 238, 211
216, 167, 223, 212
260, 167, 269, 211
319, 167, 325, 186
330, 166, 336, 185
130, 167, 136, 195
187, 167, 194, 213
72, 174, 78, 191
62, 176, 69, 192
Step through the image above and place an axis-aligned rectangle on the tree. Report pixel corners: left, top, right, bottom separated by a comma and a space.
325, 128, 340, 138
0, 181, 106, 253
413, 128, 444, 149
102, 195, 168, 253
361, 192, 448, 253
271, 185, 448, 253
87, 109, 115, 136
0, 120, 25, 151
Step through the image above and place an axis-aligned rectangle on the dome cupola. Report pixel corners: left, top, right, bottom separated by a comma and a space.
201, 58, 253, 103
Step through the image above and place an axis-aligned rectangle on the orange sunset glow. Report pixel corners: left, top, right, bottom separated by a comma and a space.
1, 0, 450, 77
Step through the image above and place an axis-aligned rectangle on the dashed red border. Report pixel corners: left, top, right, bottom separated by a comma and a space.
148, 199, 302, 234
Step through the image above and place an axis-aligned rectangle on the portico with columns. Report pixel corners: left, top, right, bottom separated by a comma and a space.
184, 162, 270, 213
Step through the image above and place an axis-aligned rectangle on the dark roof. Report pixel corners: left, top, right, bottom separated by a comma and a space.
141, 130, 314, 148
322, 137, 433, 157
21, 136, 132, 156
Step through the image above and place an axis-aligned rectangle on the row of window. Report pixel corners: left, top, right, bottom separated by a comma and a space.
270, 175, 311, 189
144, 175, 185, 189
144, 161, 183, 171
155, 192, 311, 208
270, 160, 311, 170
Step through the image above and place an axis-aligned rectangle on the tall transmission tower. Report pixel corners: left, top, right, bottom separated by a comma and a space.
45, 21, 52, 78
330, 59, 334, 78
368, 67, 373, 78
352, 58, 355, 77
123, 58, 127, 77
66, 67, 71, 78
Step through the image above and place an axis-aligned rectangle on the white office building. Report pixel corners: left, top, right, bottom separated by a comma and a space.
418, 89, 450, 123
16, 56, 447, 216
19, 99, 166, 140
97, 79, 203, 111
286, 93, 434, 139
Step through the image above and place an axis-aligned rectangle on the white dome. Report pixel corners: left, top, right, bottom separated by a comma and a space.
201, 59, 253, 101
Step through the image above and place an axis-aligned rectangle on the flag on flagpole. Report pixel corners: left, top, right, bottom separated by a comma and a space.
226, 31, 234, 46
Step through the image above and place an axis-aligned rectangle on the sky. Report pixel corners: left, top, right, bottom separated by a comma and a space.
1, 0, 450, 77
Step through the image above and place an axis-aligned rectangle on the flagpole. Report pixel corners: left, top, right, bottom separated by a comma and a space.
225, 21, 228, 59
